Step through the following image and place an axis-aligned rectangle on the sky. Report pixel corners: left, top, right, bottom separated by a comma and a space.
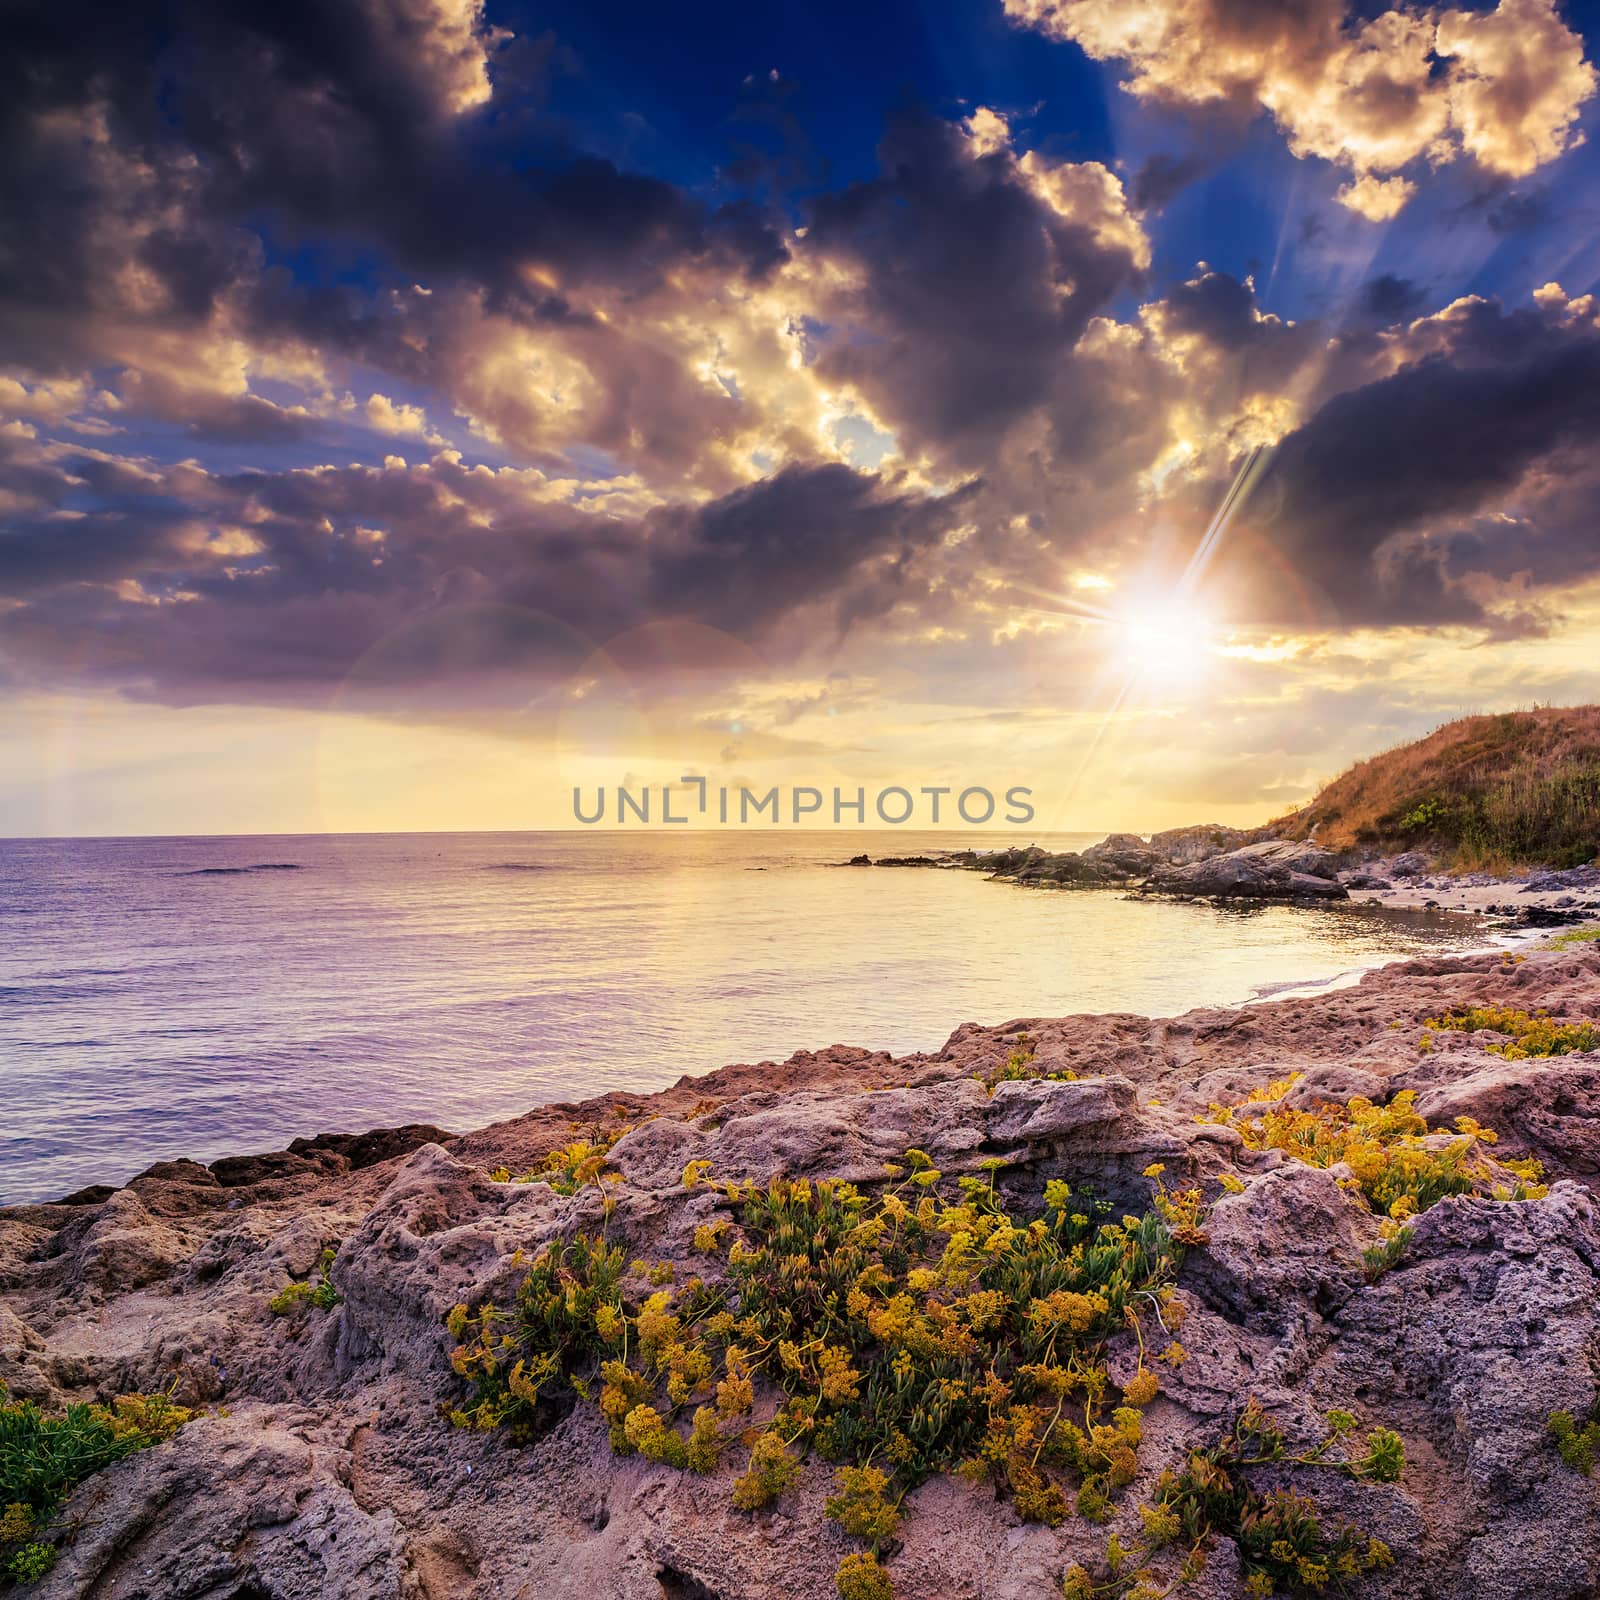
3, 0, 1600, 835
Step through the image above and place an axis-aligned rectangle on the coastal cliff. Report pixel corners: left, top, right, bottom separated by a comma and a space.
4, 935, 1600, 1599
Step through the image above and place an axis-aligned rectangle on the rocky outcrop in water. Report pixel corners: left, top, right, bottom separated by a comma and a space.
846, 834, 1357, 901
939, 845, 1127, 886
3, 941, 1600, 1598
1144, 840, 1350, 902
1147, 825, 1248, 865
1082, 832, 1164, 876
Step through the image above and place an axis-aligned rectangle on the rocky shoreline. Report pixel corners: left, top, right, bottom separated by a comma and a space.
4, 933, 1600, 1598
842, 832, 1600, 930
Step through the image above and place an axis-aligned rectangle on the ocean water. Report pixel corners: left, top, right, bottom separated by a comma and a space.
0, 831, 1489, 1205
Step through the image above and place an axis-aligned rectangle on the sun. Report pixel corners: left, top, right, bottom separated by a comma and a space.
1112, 602, 1216, 690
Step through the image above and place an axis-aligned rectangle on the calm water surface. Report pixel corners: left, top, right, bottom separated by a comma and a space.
0, 831, 1488, 1203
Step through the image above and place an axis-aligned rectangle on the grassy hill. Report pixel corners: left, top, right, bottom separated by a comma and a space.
1272, 706, 1600, 869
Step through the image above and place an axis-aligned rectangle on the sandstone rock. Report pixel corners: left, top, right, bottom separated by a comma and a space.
76, 1188, 189, 1292
986, 1074, 1137, 1144
1406, 1060, 1600, 1174
36, 1412, 411, 1600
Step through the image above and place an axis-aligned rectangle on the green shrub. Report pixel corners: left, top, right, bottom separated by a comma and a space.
5, 1541, 56, 1584
836, 1550, 894, 1600
1549, 1406, 1600, 1475
1424, 1005, 1600, 1060
1360, 1229, 1412, 1283
1202, 1088, 1547, 1220
268, 1245, 342, 1317
1062, 1401, 1400, 1598
1383, 763, 1600, 867
1396, 797, 1452, 836
0, 1385, 192, 1582
488, 1123, 634, 1196
447, 1157, 1204, 1587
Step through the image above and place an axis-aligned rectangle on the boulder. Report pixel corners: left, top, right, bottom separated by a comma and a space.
1184, 1164, 1377, 1332
1145, 840, 1349, 900
1083, 832, 1162, 875
75, 1189, 190, 1292
1011, 850, 1123, 886
1148, 823, 1247, 864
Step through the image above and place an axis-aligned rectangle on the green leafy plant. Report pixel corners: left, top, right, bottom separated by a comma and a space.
836, 1549, 895, 1600
0, 1384, 193, 1584
1061, 1401, 1401, 1598
975, 1036, 1081, 1090
488, 1122, 635, 1197
1360, 1229, 1412, 1283
1548, 926, 1600, 949
1395, 796, 1451, 836
447, 1156, 1202, 1589
1549, 1405, 1600, 1475
267, 1245, 342, 1316
1203, 1087, 1547, 1221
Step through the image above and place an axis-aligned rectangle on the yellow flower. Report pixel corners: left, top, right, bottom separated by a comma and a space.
1121, 1370, 1159, 1407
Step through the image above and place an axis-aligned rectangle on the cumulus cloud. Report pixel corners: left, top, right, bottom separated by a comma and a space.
2, 0, 1600, 742
1437, 0, 1599, 176
801, 107, 1149, 464
1232, 292, 1600, 629
0, 423, 973, 706
363, 394, 444, 444
1004, 0, 1596, 215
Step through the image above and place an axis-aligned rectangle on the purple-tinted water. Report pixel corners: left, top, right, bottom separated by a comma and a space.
0, 831, 1485, 1203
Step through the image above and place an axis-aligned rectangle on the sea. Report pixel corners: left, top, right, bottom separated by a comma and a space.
0, 830, 1492, 1205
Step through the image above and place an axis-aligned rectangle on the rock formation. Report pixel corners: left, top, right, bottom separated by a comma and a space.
4, 942, 1600, 1599
1144, 841, 1350, 902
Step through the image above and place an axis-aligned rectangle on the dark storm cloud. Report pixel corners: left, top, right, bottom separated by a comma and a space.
1240, 305, 1600, 627
804, 109, 1147, 464
0, 0, 786, 372
1353, 274, 1428, 324
1157, 271, 1265, 348
648, 462, 977, 636
0, 439, 970, 704
1131, 153, 1212, 211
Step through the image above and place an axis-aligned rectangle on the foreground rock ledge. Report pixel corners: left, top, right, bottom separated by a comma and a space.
4, 943, 1600, 1600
